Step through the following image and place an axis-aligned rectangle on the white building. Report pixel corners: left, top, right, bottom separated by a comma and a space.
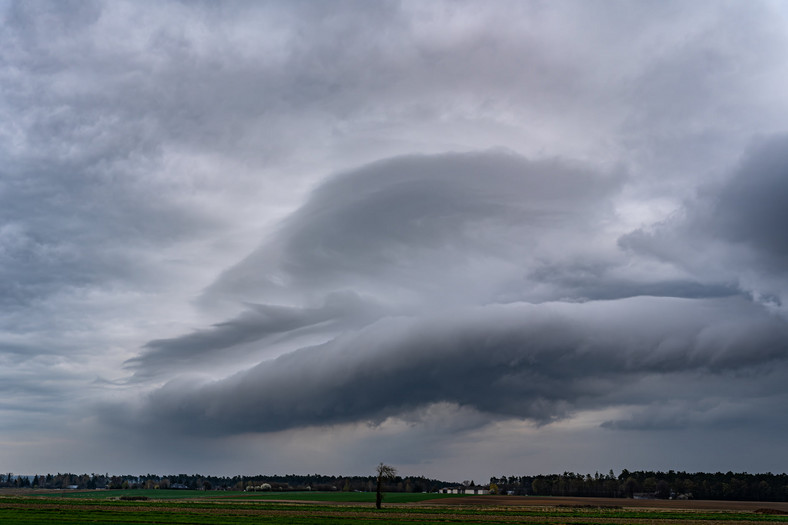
439, 485, 489, 495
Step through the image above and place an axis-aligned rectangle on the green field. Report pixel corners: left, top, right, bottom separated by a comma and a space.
4, 492, 788, 524
28, 489, 459, 503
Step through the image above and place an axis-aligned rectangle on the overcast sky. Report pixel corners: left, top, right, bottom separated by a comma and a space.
3, 0, 788, 483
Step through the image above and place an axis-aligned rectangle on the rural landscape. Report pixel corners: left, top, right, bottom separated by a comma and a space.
4, 469, 788, 524
3, 490, 788, 525
5, 2, 788, 524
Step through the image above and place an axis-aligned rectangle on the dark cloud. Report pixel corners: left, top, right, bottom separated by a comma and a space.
127, 291, 384, 376
122, 143, 788, 443
709, 136, 788, 264
4, 0, 788, 478
600, 396, 788, 432
525, 263, 740, 302
118, 296, 788, 436
132, 149, 628, 376
620, 135, 788, 304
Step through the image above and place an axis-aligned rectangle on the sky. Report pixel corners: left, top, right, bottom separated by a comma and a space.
2, 0, 788, 483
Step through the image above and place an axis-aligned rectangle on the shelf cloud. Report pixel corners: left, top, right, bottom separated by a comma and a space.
3, 0, 788, 480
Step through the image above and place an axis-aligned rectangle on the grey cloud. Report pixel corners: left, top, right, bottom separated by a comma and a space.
709, 136, 788, 264
205, 150, 623, 304
0, 4, 235, 310
0, 355, 91, 427
2, 1, 405, 163
620, 134, 788, 303
170, 144, 742, 393
617, 0, 788, 186
127, 291, 385, 376
602, 395, 788, 432
526, 262, 740, 302
128, 149, 629, 385
5, 0, 788, 478
119, 296, 788, 436
601, 405, 695, 432
0, 342, 57, 364
0, 160, 222, 309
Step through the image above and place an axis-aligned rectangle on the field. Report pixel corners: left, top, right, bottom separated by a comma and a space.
3, 490, 788, 524
20, 488, 461, 503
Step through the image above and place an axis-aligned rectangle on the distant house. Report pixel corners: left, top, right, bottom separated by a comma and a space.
439, 485, 489, 495
465, 486, 490, 495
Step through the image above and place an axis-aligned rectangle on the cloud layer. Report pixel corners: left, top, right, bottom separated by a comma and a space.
3, 0, 788, 479
126, 296, 788, 436
621, 135, 788, 306
115, 147, 788, 446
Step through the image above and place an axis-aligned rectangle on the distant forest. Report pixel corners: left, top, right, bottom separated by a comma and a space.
490, 470, 788, 501
4, 470, 788, 502
0, 472, 451, 493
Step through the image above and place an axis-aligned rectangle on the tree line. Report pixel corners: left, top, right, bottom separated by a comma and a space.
5, 470, 788, 501
489, 470, 788, 501
0, 472, 452, 493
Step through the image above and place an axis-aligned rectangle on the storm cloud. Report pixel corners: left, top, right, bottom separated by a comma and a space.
204, 151, 623, 303
127, 297, 788, 436
621, 135, 788, 307
123, 148, 788, 444
4, 0, 788, 480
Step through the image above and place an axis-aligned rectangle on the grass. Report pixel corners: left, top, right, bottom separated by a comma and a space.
27, 489, 459, 503
225, 491, 461, 503
4, 492, 788, 524
29, 489, 209, 500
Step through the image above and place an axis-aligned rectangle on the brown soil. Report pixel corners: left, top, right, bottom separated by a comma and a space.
4, 496, 788, 524
423, 494, 788, 512
5, 491, 788, 524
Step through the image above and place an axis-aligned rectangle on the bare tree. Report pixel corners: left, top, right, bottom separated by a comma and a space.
375, 463, 397, 509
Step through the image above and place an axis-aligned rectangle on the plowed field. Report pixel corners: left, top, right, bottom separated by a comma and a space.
3, 491, 788, 524
426, 494, 788, 512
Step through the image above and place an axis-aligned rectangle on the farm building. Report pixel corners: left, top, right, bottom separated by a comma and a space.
439, 485, 489, 495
